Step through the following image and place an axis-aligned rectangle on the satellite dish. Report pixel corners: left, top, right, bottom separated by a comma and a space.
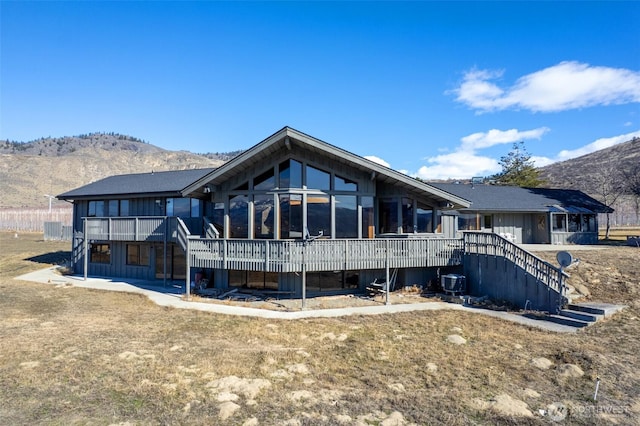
557, 251, 573, 268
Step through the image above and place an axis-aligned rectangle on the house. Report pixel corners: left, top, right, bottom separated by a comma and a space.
58, 127, 472, 296
429, 182, 613, 244
58, 127, 587, 313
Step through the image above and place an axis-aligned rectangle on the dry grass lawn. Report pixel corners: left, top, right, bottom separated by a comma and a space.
0, 232, 638, 425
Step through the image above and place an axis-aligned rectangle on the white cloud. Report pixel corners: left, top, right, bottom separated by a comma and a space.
453, 61, 640, 113
417, 151, 500, 180
555, 130, 640, 161
530, 155, 555, 168
416, 127, 549, 180
461, 127, 549, 150
364, 155, 390, 168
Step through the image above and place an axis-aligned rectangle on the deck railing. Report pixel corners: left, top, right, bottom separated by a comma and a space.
84, 217, 170, 242
463, 231, 566, 294
187, 237, 464, 272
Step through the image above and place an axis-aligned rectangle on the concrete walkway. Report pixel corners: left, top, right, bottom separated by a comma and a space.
16, 266, 581, 333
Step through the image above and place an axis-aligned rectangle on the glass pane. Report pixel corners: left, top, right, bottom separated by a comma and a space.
583, 214, 596, 232
307, 194, 330, 237
245, 271, 278, 290
108, 200, 119, 217
234, 182, 249, 191
174, 198, 191, 218
211, 202, 225, 236
90, 243, 110, 263
166, 199, 173, 217
458, 213, 479, 231
279, 194, 302, 239
254, 168, 275, 190
417, 208, 433, 233
402, 197, 414, 233
89, 201, 105, 217
191, 199, 202, 218
140, 245, 150, 265
120, 200, 129, 216
378, 199, 398, 234
568, 214, 581, 232
229, 195, 248, 238
335, 195, 357, 238
254, 195, 274, 239
361, 196, 374, 238
279, 159, 302, 188
552, 214, 566, 231
127, 244, 139, 265
306, 165, 330, 190
483, 215, 492, 229
229, 270, 247, 286
335, 175, 358, 191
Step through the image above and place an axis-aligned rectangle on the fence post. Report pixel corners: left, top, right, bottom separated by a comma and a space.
83, 218, 88, 281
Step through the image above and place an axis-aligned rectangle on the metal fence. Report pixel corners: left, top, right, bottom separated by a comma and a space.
44, 221, 73, 241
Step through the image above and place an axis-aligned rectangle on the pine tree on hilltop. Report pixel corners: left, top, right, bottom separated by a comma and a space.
492, 141, 545, 187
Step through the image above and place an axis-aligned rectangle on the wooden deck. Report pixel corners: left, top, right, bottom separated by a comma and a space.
187, 237, 464, 272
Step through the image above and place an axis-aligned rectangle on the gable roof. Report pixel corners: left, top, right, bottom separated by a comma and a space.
57, 168, 216, 200
429, 183, 613, 214
182, 127, 470, 209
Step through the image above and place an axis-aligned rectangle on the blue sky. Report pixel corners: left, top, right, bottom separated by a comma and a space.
1, 1, 639, 180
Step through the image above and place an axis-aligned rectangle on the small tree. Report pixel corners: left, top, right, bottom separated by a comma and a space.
492, 141, 545, 187
585, 162, 626, 239
622, 162, 640, 224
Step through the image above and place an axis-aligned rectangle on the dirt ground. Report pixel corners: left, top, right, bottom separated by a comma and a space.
1, 232, 639, 425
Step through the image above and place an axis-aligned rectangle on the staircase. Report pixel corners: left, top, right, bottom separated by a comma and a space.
546, 302, 626, 328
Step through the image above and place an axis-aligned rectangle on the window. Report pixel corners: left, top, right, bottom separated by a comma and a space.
402, 198, 414, 233
307, 194, 331, 237
483, 215, 493, 230
90, 243, 110, 264
254, 168, 275, 190
552, 213, 567, 232
229, 195, 248, 238
306, 165, 330, 190
306, 271, 359, 292
416, 207, 434, 233
568, 214, 581, 232
279, 159, 302, 188
254, 195, 274, 239
379, 199, 398, 234
127, 244, 150, 266
335, 195, 357, 238
191, 199, 203, 218
211, 202, 225, 236
166, 198, 191, 218
279, 194, 302, 239
88, 201, 105, 217
107, 200, 119, 217
458, 213, 479, 231
361, 196, 374, 238
583, 214, 596, 232
120, 200, 130, 216
335, 175, 358, 191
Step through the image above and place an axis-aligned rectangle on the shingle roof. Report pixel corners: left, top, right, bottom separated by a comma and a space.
57, 168, 216, 200
429, 183, 613, 214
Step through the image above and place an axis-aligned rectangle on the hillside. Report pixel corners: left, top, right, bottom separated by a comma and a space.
0, 133, 229, 208
539, 137, 640, 192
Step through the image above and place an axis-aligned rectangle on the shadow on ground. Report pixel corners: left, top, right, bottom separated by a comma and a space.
25, 251, 71, 265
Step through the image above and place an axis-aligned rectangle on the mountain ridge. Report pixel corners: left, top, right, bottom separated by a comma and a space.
2, 132, 638, 210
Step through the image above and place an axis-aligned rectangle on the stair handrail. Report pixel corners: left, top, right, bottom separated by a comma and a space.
203, 216, 220, 239
463, 231, 568, 295
176, 217, 191, 252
